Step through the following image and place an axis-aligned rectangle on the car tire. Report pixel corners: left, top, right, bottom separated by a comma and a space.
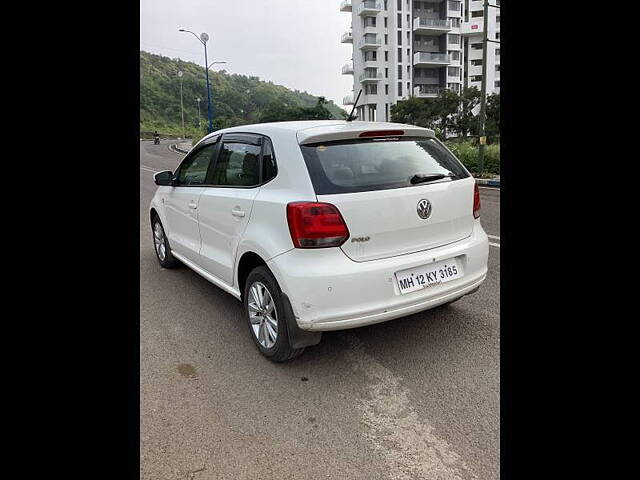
152, 216, 179, 269
244, 266, 304, 362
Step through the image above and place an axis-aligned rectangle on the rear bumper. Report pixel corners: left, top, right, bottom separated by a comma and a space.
267, 222, 489, 332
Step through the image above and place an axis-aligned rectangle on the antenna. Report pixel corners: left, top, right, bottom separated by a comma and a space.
346, 89, 363, 122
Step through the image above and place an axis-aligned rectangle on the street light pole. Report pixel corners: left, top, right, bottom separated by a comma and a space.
179, 29, 225, 134
196, 98, 201, 128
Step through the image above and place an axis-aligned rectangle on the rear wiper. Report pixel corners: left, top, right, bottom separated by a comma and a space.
410, 173, 455, 185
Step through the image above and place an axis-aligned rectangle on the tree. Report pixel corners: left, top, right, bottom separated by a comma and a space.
258, 97, 335, 123
485, 93, 500, 142
139, 51, 346, 134
293, 97, 335, 121
432, 89, 459, 140
390, 96, 438, 129
258, 101, 291, 123
453, 87, 481, 138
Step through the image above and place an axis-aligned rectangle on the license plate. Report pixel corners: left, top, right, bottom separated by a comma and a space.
395, 258, 463, 295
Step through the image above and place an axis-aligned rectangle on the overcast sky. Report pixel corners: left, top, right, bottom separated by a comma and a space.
140, 0, 353, 109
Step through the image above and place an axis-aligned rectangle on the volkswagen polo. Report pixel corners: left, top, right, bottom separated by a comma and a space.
149, 121, 489, 361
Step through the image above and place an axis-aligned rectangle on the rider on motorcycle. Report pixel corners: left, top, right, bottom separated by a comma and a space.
153, 131, 160, 144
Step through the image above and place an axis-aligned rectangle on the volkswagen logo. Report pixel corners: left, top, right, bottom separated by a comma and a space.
417, 199, 432, 219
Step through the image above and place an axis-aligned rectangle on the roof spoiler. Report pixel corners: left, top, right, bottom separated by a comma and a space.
297, 125, 435, 145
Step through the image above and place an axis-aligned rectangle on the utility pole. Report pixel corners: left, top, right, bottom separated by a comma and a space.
178, 70, 186, 139
477, 0, 500, 176
196, 98, 201, 128
477, 0, 490, 176
203, 38, 213, 133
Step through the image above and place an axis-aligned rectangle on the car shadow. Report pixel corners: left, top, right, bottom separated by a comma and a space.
143, 253, 490, 375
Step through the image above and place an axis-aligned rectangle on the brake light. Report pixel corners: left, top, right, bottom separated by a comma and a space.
473, 182, 481, 219
287, 202, 350, 248
359, 130, 404, 138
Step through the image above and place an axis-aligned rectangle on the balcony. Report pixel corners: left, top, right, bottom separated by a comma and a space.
342, 63, 354, 75
359, 37, 382, 50
360, 94, 377, 106
359, 71, 382, 83
414, 51, 450, 66
414, 86, 443, 98
413, 17, 451, 35
340, 0, 352, 12
341, 31, 353, 43
343, 95, 355, 106
357, 1, 382, 16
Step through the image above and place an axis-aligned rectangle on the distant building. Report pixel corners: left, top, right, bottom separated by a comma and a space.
339, 0, 500, 121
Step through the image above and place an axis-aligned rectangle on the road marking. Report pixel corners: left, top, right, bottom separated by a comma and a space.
487, 235, 500, 240
341, 333, 477, 480
140, 166, 160, 173
489, 242, 500, 248
478, 186, 499, 191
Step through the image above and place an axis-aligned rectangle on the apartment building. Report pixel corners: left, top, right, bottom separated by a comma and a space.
339, 0, 500, 122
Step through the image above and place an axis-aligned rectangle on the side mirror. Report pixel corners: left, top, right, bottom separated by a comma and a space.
154, 170, 175, 186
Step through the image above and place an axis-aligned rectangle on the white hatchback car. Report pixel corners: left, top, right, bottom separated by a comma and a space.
149, 121, 489, 361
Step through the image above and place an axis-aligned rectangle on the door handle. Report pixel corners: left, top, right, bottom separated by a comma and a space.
231, 208, 246, 218
188, 201, 198, 210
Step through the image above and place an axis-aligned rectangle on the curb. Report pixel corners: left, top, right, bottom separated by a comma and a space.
171, 142, 192, 154
476, 178, 500, 188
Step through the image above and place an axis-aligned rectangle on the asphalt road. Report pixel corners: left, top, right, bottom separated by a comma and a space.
140, 140, 500, 480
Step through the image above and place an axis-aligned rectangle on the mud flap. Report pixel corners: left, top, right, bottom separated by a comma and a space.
281, 293, 322, 349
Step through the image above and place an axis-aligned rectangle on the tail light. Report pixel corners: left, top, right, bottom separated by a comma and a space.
287, 202, 350, 248
473, 182, 481, 219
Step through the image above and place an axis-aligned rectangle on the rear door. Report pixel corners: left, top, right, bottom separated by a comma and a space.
163, 141, 217, 262
300, 136, 475, 262
197, 133, 269, 285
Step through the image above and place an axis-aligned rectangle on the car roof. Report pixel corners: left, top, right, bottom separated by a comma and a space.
196, 120, 435, 146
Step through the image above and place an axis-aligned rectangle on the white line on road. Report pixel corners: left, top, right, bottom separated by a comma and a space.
489, 242, 500, 248
478, 186, 499, 191
487, 235, 500, 240
140, 166, 160, 173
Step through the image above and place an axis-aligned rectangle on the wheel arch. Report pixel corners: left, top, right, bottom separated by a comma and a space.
236, 251, 269, 300
150, 207, 159, 226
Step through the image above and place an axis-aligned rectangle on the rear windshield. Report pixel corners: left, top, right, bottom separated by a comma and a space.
300, 136, 469, 195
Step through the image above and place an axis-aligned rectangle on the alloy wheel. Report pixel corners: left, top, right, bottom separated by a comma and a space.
247, 281, 278, 349
153, 222, 166, 261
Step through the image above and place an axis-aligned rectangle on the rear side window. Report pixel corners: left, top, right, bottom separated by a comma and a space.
262, 138, 277, 183
300, 137, 469, 194
209, 142, 261, 187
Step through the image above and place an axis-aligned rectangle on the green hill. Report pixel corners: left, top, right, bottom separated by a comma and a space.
140, 51, 346, 138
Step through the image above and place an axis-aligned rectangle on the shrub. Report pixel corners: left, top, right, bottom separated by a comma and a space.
445, 140, 500, 175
